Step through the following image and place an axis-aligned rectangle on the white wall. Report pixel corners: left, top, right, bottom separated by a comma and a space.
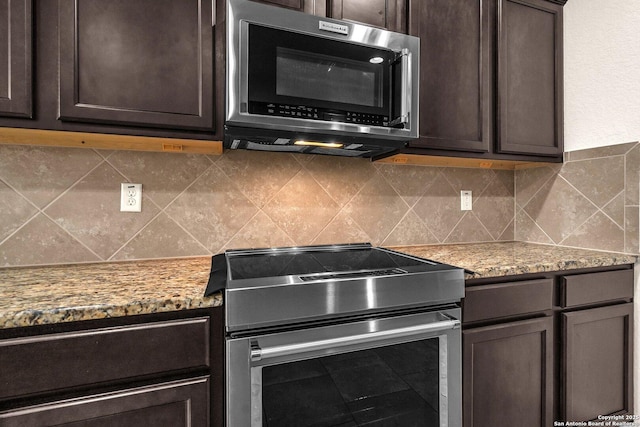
564, 0, 640, 151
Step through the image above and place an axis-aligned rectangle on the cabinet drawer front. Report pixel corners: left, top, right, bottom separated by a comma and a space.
562, 269, 633, 308
0, 376, 209, 427
0, 317, 210, 400
463, 278, 554, 322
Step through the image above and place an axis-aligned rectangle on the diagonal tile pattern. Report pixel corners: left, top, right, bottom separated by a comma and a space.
4, 140, 639, 268
0, 145, 517, 267
45, 162, 161, 260
0, 214, 99, 266
111, 213, 209, 260
107, 151, 213, 209
473, 171, 515, 240
412, 173, 465, 242
558, 156, 624, 208
305, 156, 375, 207
0, 145, 103, 208
263, 170, 340, 243
516, 141, 640, 253
215, 150, 303, 208
0, 181, 37, 242
164, 165, 259, 254
343, 173, 411, 243
522, 176, 598, 243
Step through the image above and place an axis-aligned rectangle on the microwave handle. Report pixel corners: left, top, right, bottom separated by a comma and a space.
388, 48, 411, 128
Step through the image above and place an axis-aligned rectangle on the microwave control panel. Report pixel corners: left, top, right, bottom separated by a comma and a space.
249, 102, 390, 127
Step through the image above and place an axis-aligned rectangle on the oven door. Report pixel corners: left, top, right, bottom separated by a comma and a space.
226, 308, 462, 427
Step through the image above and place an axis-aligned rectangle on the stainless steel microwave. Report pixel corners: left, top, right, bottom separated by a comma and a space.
225, 0, 420, 159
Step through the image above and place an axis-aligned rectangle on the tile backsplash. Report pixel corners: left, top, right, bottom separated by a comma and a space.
2, 141, 638, 268
515, 142, 640, 254
0, 145, 514, 267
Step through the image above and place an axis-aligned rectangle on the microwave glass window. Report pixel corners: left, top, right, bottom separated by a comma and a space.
260, 338, 440, 426
247, 23, 393, 116
276, 48, 382, 108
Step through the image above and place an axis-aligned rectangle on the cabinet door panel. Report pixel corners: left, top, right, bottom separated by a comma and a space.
0, 377, 209, 427
408, 0, 490, 152
463, 316, 553, 427
58, 0, 213, 130
252, 0, 326, 15
330, 0, 406, 32
562, 303, 633, 421
0, 0, 32, 118
497, 0, 562, 156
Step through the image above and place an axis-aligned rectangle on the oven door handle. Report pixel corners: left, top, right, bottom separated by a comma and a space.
250, 315, 460, 362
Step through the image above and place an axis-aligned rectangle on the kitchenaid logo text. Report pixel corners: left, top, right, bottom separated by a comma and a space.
319, 21, 349, 35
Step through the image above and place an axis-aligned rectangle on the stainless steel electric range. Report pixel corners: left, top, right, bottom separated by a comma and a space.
207, 243, 464, 427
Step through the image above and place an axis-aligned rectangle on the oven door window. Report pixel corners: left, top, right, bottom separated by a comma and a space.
259, 338, 441, 426
247, 23, 393, 116
227, 310, 461, 427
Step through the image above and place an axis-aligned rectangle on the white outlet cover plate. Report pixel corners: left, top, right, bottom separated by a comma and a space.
120, 183, 142, 212
461, 190, 472, 211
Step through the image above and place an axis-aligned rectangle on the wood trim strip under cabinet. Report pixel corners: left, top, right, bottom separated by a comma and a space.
376, 152, 558, 170
0, 127, 223, 155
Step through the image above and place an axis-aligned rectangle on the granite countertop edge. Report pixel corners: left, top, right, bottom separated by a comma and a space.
389, 242, 637, 280
0, 242, 636, 329
0, 256, 222, 330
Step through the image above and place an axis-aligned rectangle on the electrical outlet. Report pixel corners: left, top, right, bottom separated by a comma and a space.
461, 190, 472, 211
120, 183, 142, 212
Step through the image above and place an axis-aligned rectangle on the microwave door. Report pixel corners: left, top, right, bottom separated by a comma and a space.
389, 49, 412, 129
245, 23, 394, 123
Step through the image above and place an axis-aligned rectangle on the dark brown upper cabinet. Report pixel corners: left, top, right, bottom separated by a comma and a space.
253, 0, 407, 32
408, 0, 564, 160
328, 0, 407, 33
250, 0, 326, 15
409, 0, 491, 154
497, 0, 563, 156
58, 0, 214, 131
0, 0, 32, 118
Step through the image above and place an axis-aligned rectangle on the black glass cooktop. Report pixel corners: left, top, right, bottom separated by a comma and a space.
204, 243, 451, 297
226, 246, 434, 280
211, 243, 465, 330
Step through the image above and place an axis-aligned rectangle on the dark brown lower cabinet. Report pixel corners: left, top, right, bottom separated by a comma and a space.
0, 377, 209, 427
562, 303, 633, 421
463, 317, 554, 427
463, 266, 634, 427
0, 307, 223, 427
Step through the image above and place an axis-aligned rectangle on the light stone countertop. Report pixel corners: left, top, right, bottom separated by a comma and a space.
0, 242, 636, 329
390, 242, 637, 280
0, 257, 221, 329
